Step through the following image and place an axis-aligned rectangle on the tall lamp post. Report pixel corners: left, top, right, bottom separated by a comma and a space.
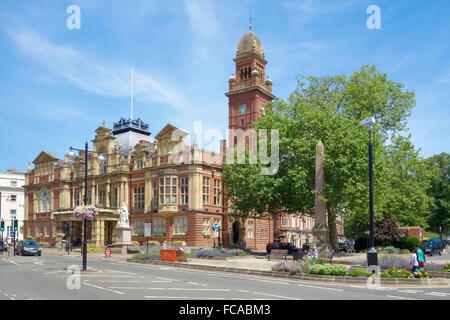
360, 117, 378, 267
68, 143, 106, 271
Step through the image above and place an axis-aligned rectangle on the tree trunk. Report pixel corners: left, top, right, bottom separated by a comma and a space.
327, 204, 339, 251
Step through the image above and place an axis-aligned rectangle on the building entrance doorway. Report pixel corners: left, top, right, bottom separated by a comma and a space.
232, 221, 240, 244
104, 221, 115, 246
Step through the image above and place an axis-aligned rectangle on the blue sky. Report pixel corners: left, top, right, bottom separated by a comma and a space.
0, 0, 449, 172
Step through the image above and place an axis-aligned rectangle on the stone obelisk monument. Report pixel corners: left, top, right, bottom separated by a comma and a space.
312, 140, 333, 257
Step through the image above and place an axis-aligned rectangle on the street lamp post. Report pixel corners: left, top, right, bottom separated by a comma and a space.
68, 142, 90, 271
68, 143, 121, 271
360, 117, 378, 267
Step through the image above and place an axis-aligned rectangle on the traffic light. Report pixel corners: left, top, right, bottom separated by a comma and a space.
65, 223, 70, 235
13, 219, 18, 231
0, 220, 4, 231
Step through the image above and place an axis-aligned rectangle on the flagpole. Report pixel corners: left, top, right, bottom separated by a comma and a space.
130, 66, 134, 122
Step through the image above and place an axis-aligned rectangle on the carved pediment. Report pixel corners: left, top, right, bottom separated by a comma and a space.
32, 151, 59, 165
155, 124, 188, 140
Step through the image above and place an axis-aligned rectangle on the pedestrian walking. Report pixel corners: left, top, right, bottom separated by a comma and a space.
410, 248, 419, 273
416, 244, 426, 272
57, 240, 62, 252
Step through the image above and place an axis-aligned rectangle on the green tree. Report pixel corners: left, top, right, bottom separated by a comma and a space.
380, 135, 434, 228
424, 153, 450, 235
223, 65, 420, 251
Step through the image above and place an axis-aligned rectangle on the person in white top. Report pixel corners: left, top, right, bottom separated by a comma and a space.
410, 250, 419, 273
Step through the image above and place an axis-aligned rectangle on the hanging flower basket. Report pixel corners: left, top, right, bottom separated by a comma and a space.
73, 205, 99, 221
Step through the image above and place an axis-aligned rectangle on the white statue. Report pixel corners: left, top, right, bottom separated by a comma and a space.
118, 202, 130, 227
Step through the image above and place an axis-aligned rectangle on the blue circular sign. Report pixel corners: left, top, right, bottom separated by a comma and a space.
213, 223, 219, 230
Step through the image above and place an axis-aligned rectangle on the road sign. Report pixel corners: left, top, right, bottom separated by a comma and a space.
144, 223, 151, 237
213, 223, 219, 231
105, 247, 111, 257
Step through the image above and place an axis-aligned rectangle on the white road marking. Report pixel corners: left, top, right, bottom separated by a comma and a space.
187, 282, 207, 286
386, 295, 418, 300
105, 269, 136, 275
44, 270, 68, 275
297, 284, 344, 292
238, 290, 301, 300
108, 287, 231, 292
144, 296, 246, 300
89, 280, 141, 283
398, 289, 423, 294
6, 259, 21, 266
425, 292, 448, 297
428, 291, 449, 295
82, 282, 125, 295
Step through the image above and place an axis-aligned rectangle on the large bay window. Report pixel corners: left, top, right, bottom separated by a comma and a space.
159, 177, 177, 205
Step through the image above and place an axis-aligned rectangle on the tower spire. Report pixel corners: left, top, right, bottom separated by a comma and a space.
249, 14, 252, 30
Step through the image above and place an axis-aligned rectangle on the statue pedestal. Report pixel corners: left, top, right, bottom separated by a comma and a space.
312, 223, 333, 258
114, 224, 133, 247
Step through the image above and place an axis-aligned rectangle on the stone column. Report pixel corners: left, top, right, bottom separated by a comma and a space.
90, 184, 96, 205
106, 180, 110, 207
312, 140, 333, 257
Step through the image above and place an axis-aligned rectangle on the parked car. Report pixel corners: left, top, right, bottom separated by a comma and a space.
338, 241, 354, 252
420, 239, 443, 256
266, 242, 297, 254
15, 240, 41, 256
0, 241, 7, 252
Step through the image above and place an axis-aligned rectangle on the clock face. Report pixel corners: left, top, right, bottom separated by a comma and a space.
239, 105, 247, 114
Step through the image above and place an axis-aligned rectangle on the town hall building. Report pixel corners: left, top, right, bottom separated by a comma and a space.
23, 27, 343, 250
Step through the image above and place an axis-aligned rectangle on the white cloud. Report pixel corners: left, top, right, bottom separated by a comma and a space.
7, 28, 184, 109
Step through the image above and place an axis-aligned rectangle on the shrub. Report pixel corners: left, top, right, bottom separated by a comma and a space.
400, 236, 421, 252
385, 267, 413, 278
413, 271, 431, 278
348, 268, 372, 277
400, 249, 410, 254
272, 261, 303, 274
305, 258, 327, 265
310, 264, 349, 276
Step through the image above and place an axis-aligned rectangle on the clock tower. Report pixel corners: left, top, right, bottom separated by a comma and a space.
225, 25, 275, 137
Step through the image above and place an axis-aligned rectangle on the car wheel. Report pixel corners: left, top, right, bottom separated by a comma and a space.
38, 252, 41, 256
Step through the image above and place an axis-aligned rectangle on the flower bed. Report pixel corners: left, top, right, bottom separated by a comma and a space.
195, 250, 237, 258
271, 259, 435, 279
132, 253, 160, 261
362, 254, 446, 272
